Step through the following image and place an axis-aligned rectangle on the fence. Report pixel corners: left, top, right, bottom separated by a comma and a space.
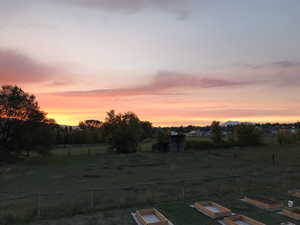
0, 173, 298, 224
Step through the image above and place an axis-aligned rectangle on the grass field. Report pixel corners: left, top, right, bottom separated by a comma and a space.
0, 141, 299, 225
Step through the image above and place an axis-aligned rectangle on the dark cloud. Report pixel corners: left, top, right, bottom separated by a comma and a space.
56, 71, 254, 97
241, 61, 300, 70
59, 0, 210, 20
0, 48, 69, 84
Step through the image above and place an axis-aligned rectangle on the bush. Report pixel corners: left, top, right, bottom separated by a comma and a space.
276, 129, 297, 145
234, 124, 263, 146
186, 140, 216, 150
0, 211, 17, 225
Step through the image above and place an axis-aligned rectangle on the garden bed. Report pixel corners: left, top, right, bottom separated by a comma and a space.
288, 190, 300, 198
242, 196, 283, 210
282, 208, 300, 220
223, 215, 265, 225
194, 201, 232, 219
135, 208, 169, 225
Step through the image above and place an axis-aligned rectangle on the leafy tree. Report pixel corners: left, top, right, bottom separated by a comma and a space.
276, 129, 297, 145
234, 124, 263, 146
79, 120, 102, 129
140, 121, 153, 140
79, 120, 103, 143
0, 85, 56, 161
102, 110, 151, 153
210, 121, 223, 144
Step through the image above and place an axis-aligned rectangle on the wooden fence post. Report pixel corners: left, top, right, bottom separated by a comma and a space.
37, 192, 41, 218
182, 182, 185, 201
90, 190, 94, 209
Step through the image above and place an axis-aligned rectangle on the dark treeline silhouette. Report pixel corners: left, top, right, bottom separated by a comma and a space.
0, 85, 154, 162
1, 85, 299, 163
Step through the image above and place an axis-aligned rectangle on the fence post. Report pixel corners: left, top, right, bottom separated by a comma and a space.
37, 192, 41, 218
90, 190, 94, 209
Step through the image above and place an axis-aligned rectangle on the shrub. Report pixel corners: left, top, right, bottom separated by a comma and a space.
276, 129, 297, 144
186, 140, 216, 150
0, 211, 17, 225
234, 124, 263, 146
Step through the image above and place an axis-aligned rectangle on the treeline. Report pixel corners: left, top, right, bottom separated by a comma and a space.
1, 85, 299, 162
0, 85, 154, 162
54, 117, 153, 146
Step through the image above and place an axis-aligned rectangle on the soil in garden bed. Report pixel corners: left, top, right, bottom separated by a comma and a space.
247, 195, 278, 204
288, 208, 300, 214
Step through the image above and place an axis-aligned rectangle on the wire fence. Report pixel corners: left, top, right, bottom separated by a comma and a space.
0, 172, 299, 224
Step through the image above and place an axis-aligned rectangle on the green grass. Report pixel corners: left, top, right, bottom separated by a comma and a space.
1, 143, 300, 224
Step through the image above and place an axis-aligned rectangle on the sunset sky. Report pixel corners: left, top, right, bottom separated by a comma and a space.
1, 0, 300, 126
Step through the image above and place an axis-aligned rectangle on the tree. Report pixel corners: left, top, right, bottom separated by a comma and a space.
102, 110, 151, 153
210, 121, 223, 144
79, 120, 103, 144
0, 85, 56, 161
234, 124, 263, 146
79, 120, 102, 129
140, 121, 153, 140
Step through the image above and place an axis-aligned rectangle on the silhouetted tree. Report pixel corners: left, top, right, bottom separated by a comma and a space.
210, 121, 223, 144
79, 120, 102, 129
0, 85, 56, 161
102, 110, 151, 153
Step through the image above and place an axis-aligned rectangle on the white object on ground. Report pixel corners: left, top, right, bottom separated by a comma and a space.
288, 200, 294, 208
204, 206, 222, 213
235, 221, 251, 225
131, 213, 174, 225
143, 214, 161, 223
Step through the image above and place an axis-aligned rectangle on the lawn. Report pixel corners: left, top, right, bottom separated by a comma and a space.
0, 143, 299, 224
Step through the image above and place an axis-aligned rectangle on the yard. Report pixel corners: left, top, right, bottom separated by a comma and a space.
0, 142, 299, 225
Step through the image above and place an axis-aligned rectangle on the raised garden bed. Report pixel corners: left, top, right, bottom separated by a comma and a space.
194, 201, 232, 219
243, 196, 283, 210
223, 215, 266, 225
288, 190, 300, 198
282, 208, 300, 220
136, 208, 169, 225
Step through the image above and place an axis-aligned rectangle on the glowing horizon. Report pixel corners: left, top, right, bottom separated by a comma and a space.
1, 0, 300, 126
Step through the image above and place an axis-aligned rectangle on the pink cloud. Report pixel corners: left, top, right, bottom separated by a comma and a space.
0, 48, 72, 86
55, 71, 254, 97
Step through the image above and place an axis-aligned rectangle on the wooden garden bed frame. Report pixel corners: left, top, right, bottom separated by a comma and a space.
194, 201, 232, 218
282, 208, 300, 220
136, 208, 169, 225
243, 196, 283, 210
288, 190, 300, 198
223, 215, 266, 225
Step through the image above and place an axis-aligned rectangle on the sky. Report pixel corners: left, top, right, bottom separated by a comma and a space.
1, 0, 300, 126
